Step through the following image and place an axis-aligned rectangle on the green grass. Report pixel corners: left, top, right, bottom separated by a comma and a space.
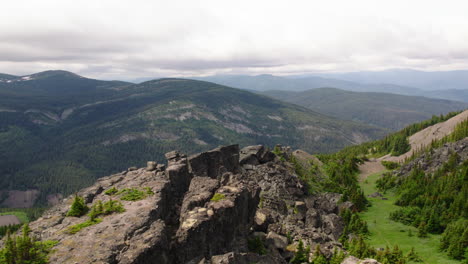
359, 172, 461, 264
104, 186, 118, 195
0, 211, 29, 223
118, 188, 151, 201
66, 218, 102, 234
210, 193, 226, 202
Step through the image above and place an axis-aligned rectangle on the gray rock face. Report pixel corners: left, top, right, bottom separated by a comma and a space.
243, 145, 344, 257
189, 145, 240, 179
396, 137, 468, 176
13, 144, 347, 263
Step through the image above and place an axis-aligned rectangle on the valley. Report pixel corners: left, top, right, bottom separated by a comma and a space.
360, 171, 459, 264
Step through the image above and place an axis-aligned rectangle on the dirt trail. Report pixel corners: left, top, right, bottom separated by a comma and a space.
358, 159, 385, 181
382, 109, 468, 163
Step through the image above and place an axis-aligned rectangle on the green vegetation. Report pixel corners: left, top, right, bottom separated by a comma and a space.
0, 224, 58, 264
290, 240, 310, 264
383, 155, 467, 230
247, 237, 266, 255
0, 224, 22, 238
66, 196, 88, 217
66, 199, 125, 234
339, 209, 369, 243
210, 193, 226, 202
119, 188, 152, 201
381, 161, 400, 170
0, 208, 45, 238
440, 219, 468, 260
88, 200, 125, 220
66, 218, 102, 234
104, 187, 118, 195
360, 171, 461, 264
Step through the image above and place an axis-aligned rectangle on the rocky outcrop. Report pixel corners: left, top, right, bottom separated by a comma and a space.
341, 256, 381, 264
13, 144, 346, 263
395, 137, 468, 176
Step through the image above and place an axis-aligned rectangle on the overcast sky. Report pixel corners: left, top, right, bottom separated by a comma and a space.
1, 0, 468, 80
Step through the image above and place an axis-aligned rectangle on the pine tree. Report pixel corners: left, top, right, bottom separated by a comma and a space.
417, 222, 428, 238
291, 240, 310, 264
406, 247, 422, 262
329, 248, 346, 264
66, 195, 89, 217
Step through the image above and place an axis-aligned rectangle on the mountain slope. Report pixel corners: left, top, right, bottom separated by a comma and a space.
315, 69, 468, 90
263, 88, 468, 130
195, 74, 468, 102
0, 70, 132, 112
0, 74, 386, 206
382, 109, 468, 162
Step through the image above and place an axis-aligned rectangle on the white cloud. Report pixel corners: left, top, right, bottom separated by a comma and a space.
1, 0, 468, 79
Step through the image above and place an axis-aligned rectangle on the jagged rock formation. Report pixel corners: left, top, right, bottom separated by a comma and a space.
14, 144, 346, 263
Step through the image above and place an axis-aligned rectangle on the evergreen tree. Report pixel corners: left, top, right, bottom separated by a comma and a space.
417, 222, 428, 238
291, 240, 310, 264
311, 245, 327, 264
0, 224, 57, 264
406, 247, 422, 262
66, 195, 88, 217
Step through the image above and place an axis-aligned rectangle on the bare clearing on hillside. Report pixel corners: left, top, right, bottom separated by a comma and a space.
0, 215, 21, 226
383, 109, 468, 162
358, 159, 386, 181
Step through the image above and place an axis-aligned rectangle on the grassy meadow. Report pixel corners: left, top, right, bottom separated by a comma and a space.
359, 171, 461, 264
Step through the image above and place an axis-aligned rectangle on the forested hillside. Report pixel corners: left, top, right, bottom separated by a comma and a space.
0, 71, 385, 206
310, 111, 468, 263
196, 74, 468, 102
264, 88, 467, 130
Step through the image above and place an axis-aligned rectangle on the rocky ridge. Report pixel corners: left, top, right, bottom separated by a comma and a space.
12, 144, 355, 263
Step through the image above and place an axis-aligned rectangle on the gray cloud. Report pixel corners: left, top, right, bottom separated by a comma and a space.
1, 0, 468, 79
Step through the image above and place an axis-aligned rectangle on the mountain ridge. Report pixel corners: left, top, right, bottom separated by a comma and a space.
263, 88, 468, 130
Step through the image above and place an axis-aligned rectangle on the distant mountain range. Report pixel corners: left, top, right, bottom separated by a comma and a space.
263, 88, 468, 130
195, 73, 468, 102
0, 70, 385, 205
312, 69, 468, 90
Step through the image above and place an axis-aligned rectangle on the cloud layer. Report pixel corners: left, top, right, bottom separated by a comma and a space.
1, 0, 468, 79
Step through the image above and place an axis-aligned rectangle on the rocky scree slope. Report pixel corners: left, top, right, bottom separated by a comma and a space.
16, 145, 349, 264
394, 137, 468, 177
